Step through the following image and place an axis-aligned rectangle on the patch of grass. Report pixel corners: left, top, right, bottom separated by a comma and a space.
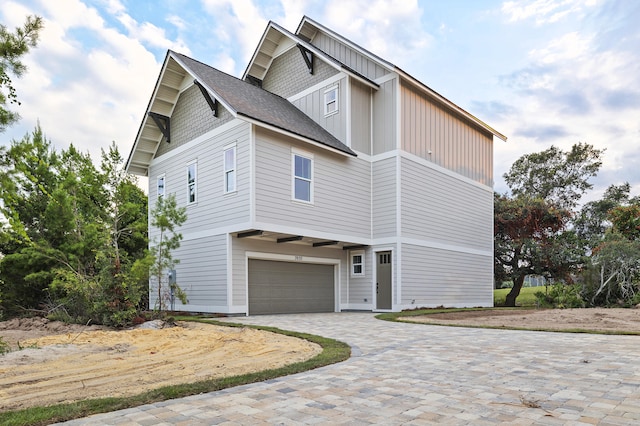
494, 286, 543, 307
0, 336, 9, 355
0, 318, 350, 426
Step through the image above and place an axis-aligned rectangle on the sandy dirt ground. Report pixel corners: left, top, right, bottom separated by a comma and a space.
403, 307, 640, 332
0, 318, 321, 412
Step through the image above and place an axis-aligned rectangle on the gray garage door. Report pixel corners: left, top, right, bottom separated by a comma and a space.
248, 259, 335, 315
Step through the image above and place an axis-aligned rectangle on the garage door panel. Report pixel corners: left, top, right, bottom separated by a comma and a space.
248, 259, 335, 315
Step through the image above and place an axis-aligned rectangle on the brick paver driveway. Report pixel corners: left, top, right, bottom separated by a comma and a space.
59, 312, 639, 425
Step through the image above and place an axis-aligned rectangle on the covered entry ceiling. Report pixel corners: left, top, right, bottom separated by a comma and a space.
248, 259, 335, 315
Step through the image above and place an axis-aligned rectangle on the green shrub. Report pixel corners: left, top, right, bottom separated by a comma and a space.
0, 337, 9, 355
534, 282, 584, 308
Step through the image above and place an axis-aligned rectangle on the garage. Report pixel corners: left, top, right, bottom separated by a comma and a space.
248, 259, 335, 315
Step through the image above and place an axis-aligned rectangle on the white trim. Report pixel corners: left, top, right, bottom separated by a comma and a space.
156, 173, 166, 199
350, 250, 365, 277
374, 72, 399, 85
245, 251, 341, 314
186, 159, 197, 205
287, 73, 344, 102
291, 148, 314, 204
323, 85, 339, 116
150, 119, 246, 165
223, 142, 237, 194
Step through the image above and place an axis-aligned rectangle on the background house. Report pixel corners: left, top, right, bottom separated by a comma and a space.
126, 16, 506, 315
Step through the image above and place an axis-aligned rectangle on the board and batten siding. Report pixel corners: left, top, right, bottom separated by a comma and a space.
372, 78, 397, 155
400, 243, 493, 308
372, 157, 397, 238
262, 46, 339, 99
254, 128, 371, 239
291, 79, 347, 144
149, 233, 228, 313
311, 32, 391, 80
400, 81, 493, 186
155, 84, 234, 158
400, 156, 493, 253
149, 121, 251, 241
350, 80, 372, 154
231, 237, 348, 309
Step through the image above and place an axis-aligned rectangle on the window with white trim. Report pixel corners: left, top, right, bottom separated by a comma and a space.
292, 151, 313, 203
224, 144, 236, 193
187, 161, 197, 204
324, 85, 338, 116
157, 174, 165, 199
351, 251, 365, 276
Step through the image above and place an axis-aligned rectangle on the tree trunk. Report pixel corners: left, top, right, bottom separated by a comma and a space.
505, 274, 526, 307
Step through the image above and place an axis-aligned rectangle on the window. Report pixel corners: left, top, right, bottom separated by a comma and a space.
292, 151, 313, 203
157, 175, 165, 199
224, 144, 236, 193
187, 161, 197, 204
324, 86, 338, 116
351, 251, 365, 276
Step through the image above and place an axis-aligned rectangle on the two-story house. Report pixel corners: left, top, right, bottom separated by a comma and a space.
126, 16, 506, 315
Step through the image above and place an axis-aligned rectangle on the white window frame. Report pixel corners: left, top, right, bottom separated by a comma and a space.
187, 160, 197, 204
291, 149, 313, 204
157, 174, 166, 199
324, 85, 339, 116
223, 143, 237, 194
351, 250, 365, 277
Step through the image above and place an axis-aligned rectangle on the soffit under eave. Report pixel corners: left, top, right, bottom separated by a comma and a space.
243, 24, 287, 81
126, 55, 188, 176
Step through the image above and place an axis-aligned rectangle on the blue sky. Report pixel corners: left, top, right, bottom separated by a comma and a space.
1, 0, 639, 200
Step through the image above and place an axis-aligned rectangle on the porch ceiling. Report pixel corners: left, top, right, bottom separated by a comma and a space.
235, 229, 367, 250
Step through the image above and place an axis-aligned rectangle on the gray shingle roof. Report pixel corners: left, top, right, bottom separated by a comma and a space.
172, 51, 356, 156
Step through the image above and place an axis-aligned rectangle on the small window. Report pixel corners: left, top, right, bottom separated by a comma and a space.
224, 144, 236, 193
324, 86, 338, 116
351, 251, 365, 276
292, 152, 313, 203
157, 175, 165, 199
187, 161, 197, 204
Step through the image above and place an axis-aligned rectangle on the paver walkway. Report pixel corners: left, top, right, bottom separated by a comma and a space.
58, 313, 639, 425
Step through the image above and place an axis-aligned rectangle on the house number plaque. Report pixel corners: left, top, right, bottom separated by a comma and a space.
294, 256, 303, 261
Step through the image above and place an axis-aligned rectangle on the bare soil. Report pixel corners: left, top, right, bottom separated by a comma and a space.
0, 318, 320, 412
402, 307, 640, 332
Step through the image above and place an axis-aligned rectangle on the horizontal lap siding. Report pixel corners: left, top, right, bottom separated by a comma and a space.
149, 122, 251, 240
401, 243, 493, 307
400, 82, 493, 186
149, 234, 227, 311
254, 129, 371, 239
346, 249, 374, 305
401, 157, 492, 252
372, 157, 397, 238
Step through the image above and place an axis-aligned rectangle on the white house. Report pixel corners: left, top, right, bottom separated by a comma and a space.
126, 16, 506, 315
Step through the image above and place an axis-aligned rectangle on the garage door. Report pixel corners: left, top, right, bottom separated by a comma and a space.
248, 259, 335, 315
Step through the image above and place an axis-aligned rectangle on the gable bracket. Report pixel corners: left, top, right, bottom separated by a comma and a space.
148, 112, 171, 143
296, 44, 314, 74
194, 80, 218, 117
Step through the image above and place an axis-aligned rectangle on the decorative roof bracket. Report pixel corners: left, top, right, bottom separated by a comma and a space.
194, 80, 218, 117
297, 44, 314, 74
148, 112, 170, 143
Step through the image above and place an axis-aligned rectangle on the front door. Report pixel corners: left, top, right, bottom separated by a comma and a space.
376, 251, 392, 310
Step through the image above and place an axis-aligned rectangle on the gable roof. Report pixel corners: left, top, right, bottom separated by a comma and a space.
243, 21, 379, 90
296, 16, 507, 142
126, 51, 355, 176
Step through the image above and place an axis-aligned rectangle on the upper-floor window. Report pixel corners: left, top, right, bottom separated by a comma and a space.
157, 174, 165, 199
224, 143, 236, 193
187, 161, 197, 204
324, 86, 338, 116
292, 150, 313, 203
351, 251, 365, 276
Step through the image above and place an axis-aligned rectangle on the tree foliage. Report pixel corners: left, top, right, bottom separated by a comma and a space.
0, 127, 149, 325
149, 194, 187, 312
495, 143, 603, 306
0, 15, 43, 132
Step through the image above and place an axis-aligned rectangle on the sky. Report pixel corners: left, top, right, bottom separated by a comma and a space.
1, 0, 639, 201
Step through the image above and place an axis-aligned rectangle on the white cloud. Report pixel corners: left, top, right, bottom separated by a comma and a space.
501, 0, 600, 25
